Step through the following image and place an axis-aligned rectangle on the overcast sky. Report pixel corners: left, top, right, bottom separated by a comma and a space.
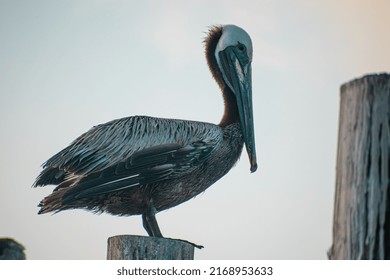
1, 0, 389, 259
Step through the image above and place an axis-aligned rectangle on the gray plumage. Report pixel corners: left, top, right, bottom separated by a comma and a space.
34, 24, 257, 237
35, 116, 242, 214
0, 238, 26, 260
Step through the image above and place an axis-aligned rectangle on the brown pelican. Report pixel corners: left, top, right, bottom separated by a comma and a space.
0, 238, 26, 260
33, 24, 257, 238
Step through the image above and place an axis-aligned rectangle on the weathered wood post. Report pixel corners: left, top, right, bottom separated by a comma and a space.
329, 73, 390, 259
107, 235, 195, 260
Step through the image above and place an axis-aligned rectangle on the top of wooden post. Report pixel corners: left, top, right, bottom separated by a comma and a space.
107, 235, 196, 260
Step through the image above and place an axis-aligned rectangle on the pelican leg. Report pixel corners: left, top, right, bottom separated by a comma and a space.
142, 202, 163, 237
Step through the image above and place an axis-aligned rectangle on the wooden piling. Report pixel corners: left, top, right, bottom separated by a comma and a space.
329, 73, 390, 259
107, 235, 195, 260
0, 238, 26, 260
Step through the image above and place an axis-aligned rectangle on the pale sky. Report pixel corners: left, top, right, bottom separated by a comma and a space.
1, 0, 389, 259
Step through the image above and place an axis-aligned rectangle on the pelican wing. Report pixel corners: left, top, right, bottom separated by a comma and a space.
61, 140, 215, 202
34, 116, 222, 195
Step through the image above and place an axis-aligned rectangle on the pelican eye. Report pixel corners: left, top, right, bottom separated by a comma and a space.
237, 43, 246, 52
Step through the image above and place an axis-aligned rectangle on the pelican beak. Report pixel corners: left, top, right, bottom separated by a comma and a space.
218, 47, 257, 172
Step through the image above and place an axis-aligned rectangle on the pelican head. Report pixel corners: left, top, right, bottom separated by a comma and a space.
206, 24, 257, 173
